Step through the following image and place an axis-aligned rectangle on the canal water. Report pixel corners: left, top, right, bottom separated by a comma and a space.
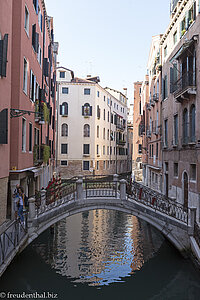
0, 210, 200, 300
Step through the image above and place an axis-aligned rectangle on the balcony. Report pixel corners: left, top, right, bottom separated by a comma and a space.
116, 139, 126, 146
35, 101, 49, 124
173, 71, 196, 102
116, 123, 125, 131
33, 144, 50, 166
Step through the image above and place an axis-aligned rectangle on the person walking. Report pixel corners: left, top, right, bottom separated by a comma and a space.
17, 187, 25, 223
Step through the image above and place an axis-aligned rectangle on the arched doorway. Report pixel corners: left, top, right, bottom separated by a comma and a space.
183, 172, 188, 209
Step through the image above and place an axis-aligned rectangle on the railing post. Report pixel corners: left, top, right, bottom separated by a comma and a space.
188, 207, 197, 236
113, 174, 119, 198
76, 178, 83, 201
120, 179, 127, 201
41, 189, 46, 208
27, 197, 36, 235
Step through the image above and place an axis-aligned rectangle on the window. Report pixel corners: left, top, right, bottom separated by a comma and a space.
164, 45, 167, 57
190, 164, 196, 181
138, 144, 142, 154
164, 119, 168, 147
103, 128, 105, 139
162, 75, 168, 100
190, 105, 196, 143
83, 161, 90, 170
82, 103, 92, 116
156, 143, 158, 158
38, 5, 42, 32
111, 113, 113, 124
104, 96, 105, 101
107, 129, 109, 140
110, 146, 112, 155
182, 108, 188, 144
97, 91, 100, 97
22, 118, 26, 152
83, 144, 90, 155
30, 70, 36, 101
152, 144, 154, 156
34, 128, 39, 146
23, 58, 28, 93
96, 161, 99, 170
174, 163, 178, 177
173, 31, 177, 44
107, 161, 109, 169
97, 125, 99, 138
139, 101, 142, 115
60, 102, 68, 116
103, 109, 105, 120
108, 111, 109, 122
174, 114, 178, 145
103, 145, 105, 155
149, 145, 151, 157
37, 45, 42, 66
62, 87, 68, 94
97, 105, 100, 119
61, 160, 68, 166
107, 98, 110, 105
84, 88, 90, 95
61, 144, 68, 154
103, 161, 106, 169
24, 6, 29, 35
33, 0, 38, 13
29, 123, 32, 152
32, 24, 39, 53
107, 146, 109, 155
60, 71, 65, 78
97, 144, 99, 155
61, 123, 68, 136
84, 124, 90, 137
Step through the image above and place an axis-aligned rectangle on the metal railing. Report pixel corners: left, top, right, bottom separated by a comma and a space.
0, 219, 27, 268
194, 221, 200, 248
173, 71, 196, 98
85, 180, 117, 198
129, 181, 188, 224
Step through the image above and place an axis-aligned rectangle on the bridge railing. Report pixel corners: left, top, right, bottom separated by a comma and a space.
129, 181, 188, 224
85, 180, 117, 198
0, 218, 27, 268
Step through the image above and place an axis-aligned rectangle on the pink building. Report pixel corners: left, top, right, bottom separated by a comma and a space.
0, 0, 58, 223
0, 0, 12, 226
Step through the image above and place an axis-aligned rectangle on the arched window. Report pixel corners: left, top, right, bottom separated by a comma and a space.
183, 108, 188, 144
83, 124, 90, 137
190, 104, 195, 143
82, 103, 92, 116
60, 102, 68, 116
61, 123, 68, 136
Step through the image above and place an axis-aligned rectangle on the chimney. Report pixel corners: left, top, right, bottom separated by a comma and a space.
123, 88, 127, 97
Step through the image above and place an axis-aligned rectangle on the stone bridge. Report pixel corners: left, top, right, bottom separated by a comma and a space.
1, 175, 200, 277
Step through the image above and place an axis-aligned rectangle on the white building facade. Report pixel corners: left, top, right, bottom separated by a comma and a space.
56, 67, 129, 178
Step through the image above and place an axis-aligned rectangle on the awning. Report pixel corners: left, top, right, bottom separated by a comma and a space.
170, 39, 194, 63
29, 168, 42, 178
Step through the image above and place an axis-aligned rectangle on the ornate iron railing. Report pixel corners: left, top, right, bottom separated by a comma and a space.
194, 221, 200, 248
0, 219, 27, 268
85, 181, 117, 198
129, 181, 188, 224
173, 71, 196, 98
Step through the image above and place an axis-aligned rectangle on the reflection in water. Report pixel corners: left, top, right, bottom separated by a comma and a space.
32, 210, 164, 286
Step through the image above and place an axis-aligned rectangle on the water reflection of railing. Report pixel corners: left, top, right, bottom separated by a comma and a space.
129, 181, 188, 224
0, 219, 27, 268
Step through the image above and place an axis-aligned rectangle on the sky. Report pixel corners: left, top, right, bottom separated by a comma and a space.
45, 0, 171, 102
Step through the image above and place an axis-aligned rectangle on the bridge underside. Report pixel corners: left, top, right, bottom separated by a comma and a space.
27, 197, 190, 256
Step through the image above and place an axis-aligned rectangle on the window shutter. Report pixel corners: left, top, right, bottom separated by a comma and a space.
30, 70, 33, 99
0, 34, 8, 77
49, 107, 52, 124
32, 24, 36, 49
36, 0, 38, 14
165, 75, 168, 98
90, 106, 92, 116
33, 75, 36, 102
43, 58, 49, 77
82, 106, 84, 115
60, 105, 62, 115
35, 32, 39, 53
194, 1, 196, 20
170, 67, 174, 93
39, 88, 45, 101
114, 114, 117, 125
66, 103, 68, 115
0, 109, 8, 144
52, 116, 55, 130
162, 78, 165, 100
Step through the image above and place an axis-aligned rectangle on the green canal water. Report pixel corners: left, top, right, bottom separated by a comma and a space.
0, 210, 200, 300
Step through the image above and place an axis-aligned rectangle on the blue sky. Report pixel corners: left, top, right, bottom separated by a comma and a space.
45, 0, 170, 101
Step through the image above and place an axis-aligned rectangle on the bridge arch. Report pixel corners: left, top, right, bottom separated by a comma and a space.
27, 199, 189, 256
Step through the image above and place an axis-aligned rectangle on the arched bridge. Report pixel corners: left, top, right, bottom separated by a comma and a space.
1, 174, 200, 277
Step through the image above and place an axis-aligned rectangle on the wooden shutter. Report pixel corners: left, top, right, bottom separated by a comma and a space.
0, 109, 8, 144
30, 70, 33, 99
0, 34, 8, 77
35, 32, 39, 53
60, 105, 62, 115
43, 58, 49, 77
32, 24, 36, 49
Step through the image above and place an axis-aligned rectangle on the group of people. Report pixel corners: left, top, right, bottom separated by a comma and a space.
13, 184, 27, 223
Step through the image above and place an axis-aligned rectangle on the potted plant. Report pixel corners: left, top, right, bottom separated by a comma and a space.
181, 29, 186, 36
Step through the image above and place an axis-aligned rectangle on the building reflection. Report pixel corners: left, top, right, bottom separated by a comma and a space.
32, 210, 164, 286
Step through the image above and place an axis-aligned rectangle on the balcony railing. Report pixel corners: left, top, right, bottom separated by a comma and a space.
173, 71, 196, 101
116, 123, 125, 131
182, 135, 196, 145
116, 139, 126, 146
